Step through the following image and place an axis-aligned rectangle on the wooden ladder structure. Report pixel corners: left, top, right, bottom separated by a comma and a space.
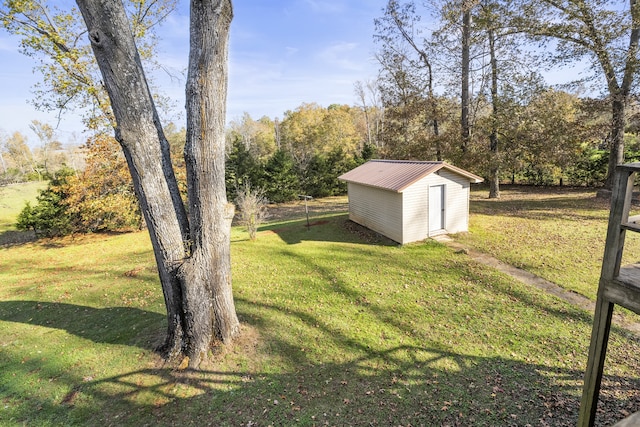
579, 163, 640, 426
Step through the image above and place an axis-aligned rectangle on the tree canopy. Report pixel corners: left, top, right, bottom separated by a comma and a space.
0, 0, 176, 130
369, 0, 640, 193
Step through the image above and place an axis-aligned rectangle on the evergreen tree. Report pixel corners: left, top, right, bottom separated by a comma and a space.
16, 168, 75, 237
260, 150, 300, 203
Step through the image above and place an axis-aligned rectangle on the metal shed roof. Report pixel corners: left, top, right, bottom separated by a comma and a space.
338, 160, 484, 192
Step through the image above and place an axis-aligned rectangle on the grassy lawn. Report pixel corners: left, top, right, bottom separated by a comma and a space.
0, 181, 46, 233
455, 185, 640, 301
1, 185, 640, 425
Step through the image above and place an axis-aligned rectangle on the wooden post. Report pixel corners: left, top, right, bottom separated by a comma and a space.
298, 195, 313, 230
578, 165, 636, 426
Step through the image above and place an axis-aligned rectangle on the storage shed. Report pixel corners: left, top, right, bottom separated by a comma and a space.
338, 160, 484, 244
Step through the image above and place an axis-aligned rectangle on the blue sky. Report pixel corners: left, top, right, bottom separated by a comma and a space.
0, 0, 389, 145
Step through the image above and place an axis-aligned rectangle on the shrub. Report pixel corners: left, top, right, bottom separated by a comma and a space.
63, 135, 142, 233
15, 135, 143, 238
16, 169, 74, 237
226, 139, 261, 201
235, 182, 269, 240
301, 148, 356, 198
565, 146, 608, 187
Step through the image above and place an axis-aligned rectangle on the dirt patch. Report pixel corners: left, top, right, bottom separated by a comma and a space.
154, 323, 262, 372
341, 219, 398, 245
209, 324, 261, 363
250, 196, 348, 223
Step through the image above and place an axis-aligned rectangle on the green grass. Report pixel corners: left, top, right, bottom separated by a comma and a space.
0, 181, 46, 232
1, 184, 640, 425
455, 185, 640, 301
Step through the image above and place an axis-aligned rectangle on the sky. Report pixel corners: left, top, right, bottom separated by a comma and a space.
0, 0, 389, 145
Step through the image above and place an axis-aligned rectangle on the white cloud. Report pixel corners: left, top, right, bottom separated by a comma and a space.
316, 42, 363, 71
0, 0, 387, 133
301, 0, 344, 14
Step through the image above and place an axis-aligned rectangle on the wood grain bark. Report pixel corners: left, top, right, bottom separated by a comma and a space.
76, 0, 239, 367
181, 0, 239, 367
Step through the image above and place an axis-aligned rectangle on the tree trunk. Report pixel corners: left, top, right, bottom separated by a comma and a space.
488, 26, 500, 199
580, 0, 639, 189
604, 95, 627, 189
354, 81, 372, 149
76, 0, 239, 367
0, 151, 6, 174
427, 66, 441, 161
180, 0, 239, 366
461, 8, 471, 154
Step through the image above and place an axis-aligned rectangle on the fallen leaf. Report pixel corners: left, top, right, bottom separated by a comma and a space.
178, 357, 189, 370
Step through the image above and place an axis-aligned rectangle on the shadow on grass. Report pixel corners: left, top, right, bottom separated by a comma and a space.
0, 301, 165, 349
2, 293, 639, 426
265, 214, 398, 246
3, 341, 638, 426
0, 229, 144, 250
470, 194, 610, 222
0, 229, 37, 247
3, 198, 639, 425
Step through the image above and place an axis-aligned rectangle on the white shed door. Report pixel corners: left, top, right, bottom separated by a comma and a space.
429, 184, 445, 232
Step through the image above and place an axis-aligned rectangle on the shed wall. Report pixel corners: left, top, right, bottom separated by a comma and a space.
347, 183, 403, 243
401, 179, 430, 243
347, 169, 472, 245
427, 169, 470, 235
402, 170, 471, 242
441, 169, 471, 234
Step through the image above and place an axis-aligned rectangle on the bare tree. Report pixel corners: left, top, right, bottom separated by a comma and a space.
354, 79, 386, 150
375, 0, 442, 160
235, 182, 270, 241
0, 130, 8, 175
354, 80, 373, 149
29, 120, 63, 175
461, 4, 472, 153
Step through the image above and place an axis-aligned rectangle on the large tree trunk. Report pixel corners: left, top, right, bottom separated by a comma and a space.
180, 0, 239, 366
76, 0, 239, 368
589, 0, 639, 189
75, 0, 189, 359
427, 68, 441, 161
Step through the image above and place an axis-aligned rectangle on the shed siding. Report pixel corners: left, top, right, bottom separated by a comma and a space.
347, 183, 403, 243
433, 169, 470, 235
344, 164, 475, 245
402, 170, 470, 241
401, 178, 430, 243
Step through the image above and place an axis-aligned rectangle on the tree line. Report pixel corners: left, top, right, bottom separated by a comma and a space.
371, 0, 640, 198
9, 90, 640, 237
9, 105, 375, 237
0, 121, 84, 184
5, 0, 640, 206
